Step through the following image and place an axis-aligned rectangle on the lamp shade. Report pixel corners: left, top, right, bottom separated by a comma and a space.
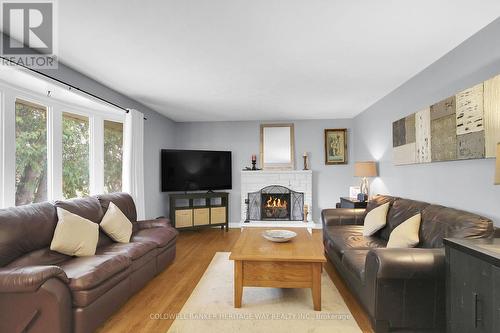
495, 143, 500, 185
354, 161, 378, 177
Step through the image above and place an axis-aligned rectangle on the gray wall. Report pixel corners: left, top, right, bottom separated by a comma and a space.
175, 119, 354, 223
353, 18, 500, 225
36, 17, 500, 226
41, 63, 177, 219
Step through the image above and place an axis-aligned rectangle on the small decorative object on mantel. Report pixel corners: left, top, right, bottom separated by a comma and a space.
495, 143, 500, 185
324, 128, 347, 165
243, 154, 262, 171
302, 152, 309, 170
354, 161, 378, 202
303, 204, 309, 222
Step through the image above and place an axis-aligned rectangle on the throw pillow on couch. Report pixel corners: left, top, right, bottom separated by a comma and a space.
50, 207, 99, 256
386, 213, 421, 248
100, 201, 133, 243
363, 202, 390, 236
50, 201, 133, 257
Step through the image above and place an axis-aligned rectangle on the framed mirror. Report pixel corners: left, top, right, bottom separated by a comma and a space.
260, 123, 295, 170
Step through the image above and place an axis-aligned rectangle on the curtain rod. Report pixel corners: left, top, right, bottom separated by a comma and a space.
0, 56, 147, 120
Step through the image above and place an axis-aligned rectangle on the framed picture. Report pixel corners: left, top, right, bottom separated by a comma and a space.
324, 128, 347, 164
349, 186, 360, 198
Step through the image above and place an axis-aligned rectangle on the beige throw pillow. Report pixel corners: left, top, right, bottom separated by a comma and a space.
387, 213, 422, 248
50, 207, 99, 256
100, 202, 133, 243
363, 202, 390, 236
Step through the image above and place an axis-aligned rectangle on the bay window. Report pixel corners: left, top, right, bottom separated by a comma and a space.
62, 112, 90, 199
103, 120, 123, 193
15, 99, 48, 205
0, 81, 124, 208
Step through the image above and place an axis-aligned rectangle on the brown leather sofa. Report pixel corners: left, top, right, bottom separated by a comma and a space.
0, 192, 178, 333
322, 195, 494, 333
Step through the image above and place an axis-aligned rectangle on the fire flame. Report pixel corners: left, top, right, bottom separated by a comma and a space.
265, 196, 288, 209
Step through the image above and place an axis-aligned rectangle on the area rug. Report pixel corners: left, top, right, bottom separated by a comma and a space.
167, 252, 362, 333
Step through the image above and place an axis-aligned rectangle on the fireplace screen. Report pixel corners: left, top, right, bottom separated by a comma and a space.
247, 185, 304, 221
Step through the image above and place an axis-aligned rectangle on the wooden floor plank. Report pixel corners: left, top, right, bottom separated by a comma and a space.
96, 228, 373, 333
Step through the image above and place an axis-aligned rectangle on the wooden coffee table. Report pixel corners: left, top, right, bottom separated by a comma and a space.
229, 227, 326, 311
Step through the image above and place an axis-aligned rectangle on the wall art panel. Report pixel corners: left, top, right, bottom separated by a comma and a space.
392, 73, 500, 165
392, 118, 406, 147
484, 75, 500, 158
415, 108, 431, 163
405, 114, 416, 144
457, 131, 485, 160
393, 143, 416, 165
431, 114, 457, 161
456, 83, 484, 135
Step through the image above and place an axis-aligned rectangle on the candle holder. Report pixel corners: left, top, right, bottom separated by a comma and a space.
244, 199, 250, 223
303, 155, 308, 170
251, 160, 257, 170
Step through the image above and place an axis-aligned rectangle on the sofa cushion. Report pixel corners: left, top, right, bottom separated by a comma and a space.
59, 254, 130, 291
324, 225, 387, 258
96, 241, 157, 261
0, 202, 57, 267
6, 248, 70, 268
97, 242, 157, 273
97, 192, 137, 222
378, 198, 430, 240
419, 205, 494, 248
54, 196, 104, 223
131, 226, 178, 248
365, 195, 398, 215
342, 249, 369, 282
70, 268, 130, 307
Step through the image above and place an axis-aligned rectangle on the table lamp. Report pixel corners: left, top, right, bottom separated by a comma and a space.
354, 161, 378, 201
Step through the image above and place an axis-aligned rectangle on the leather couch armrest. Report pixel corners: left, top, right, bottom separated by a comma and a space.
321, 208, 365, 227
134, 217, 171, 230
0, 265, 69, 293
366, 248, 445, 280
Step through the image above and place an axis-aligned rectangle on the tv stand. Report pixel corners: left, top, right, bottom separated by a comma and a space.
169, 192, 229, 232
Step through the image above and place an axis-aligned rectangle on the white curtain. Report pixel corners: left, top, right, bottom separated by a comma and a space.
122, 109, 146, 220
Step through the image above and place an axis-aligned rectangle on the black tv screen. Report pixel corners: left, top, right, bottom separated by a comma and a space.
161, 149, 232, 192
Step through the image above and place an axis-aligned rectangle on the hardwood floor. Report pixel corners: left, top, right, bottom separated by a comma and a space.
97, 228, 374, 333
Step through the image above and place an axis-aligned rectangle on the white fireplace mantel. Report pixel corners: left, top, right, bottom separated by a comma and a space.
240, 170, 313, 223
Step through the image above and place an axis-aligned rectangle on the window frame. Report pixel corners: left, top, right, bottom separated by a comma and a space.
14, 97, 50, 205
0, 79, 124, 208
103, 119, 124, 194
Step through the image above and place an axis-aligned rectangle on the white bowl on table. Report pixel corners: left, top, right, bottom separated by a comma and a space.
262, 229, 297, 243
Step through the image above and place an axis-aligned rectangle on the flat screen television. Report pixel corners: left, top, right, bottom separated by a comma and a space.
161, 149, 232, 192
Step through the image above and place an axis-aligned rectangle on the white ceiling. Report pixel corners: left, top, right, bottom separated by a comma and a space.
57, 1, 500, 122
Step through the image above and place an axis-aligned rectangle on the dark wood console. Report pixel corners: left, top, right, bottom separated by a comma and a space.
169, 192, 229, 231
445, 237, 500, 333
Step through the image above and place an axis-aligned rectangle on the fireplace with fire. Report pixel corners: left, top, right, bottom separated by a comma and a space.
247, 185, 304, 221
262, 193, 290, 220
